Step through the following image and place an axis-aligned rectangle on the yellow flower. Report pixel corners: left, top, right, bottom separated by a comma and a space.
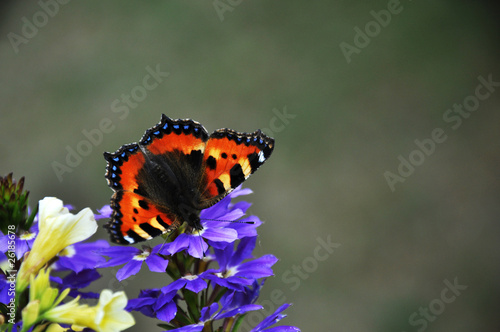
17, 197, 97, 292
20, 268, 71, 332
29, 268, 70, 313
44, 290, 135, 332
45, 324, 71, 332
21, 300, 40, 330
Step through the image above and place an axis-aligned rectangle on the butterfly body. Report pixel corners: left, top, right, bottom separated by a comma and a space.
104, 115, 274, 245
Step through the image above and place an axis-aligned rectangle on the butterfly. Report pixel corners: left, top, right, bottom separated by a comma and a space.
103, 114, 274, 244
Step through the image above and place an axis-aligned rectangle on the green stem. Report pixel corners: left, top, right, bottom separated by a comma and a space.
231, 315, 247, 332
182, 289, 200, 322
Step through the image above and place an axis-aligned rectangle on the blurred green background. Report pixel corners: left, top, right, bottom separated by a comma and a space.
1, 1, 500, 331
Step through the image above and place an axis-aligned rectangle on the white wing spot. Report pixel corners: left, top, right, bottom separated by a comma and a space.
124, 235, 135, 244
258, 150, 266, 163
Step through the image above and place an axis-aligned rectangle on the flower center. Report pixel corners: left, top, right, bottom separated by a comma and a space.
59, 245, 76, 257
224, 267, 238, 278
19, 231, 36, 240
182, 274, 198, 281
192, 228, 205, 236
133, 250, 150, 261
215, 267, 238, 279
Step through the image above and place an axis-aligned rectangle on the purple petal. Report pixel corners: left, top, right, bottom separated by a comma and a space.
229, 237, 256, 267
97, 254, 133, 268
229, 186, 253, 198
252, 303, 293, 331
235, 255, 278, 279
152, 242, 171, 255
0, 275, 13, 304
200, 303, 219, 321
161, 279, 187, 294
217, 304, 263, 319
127, 295, 157, 311
203, 274, 245, 291
187, 236, 208, 259
185, 277, 207, 293
76, 239, 110, 251
156, 298, 177, 322
57, 244, 108, 272
63, 204, 74, 211
229, 217, 262, 238
231, 201, 252, 213
116, 260, 142, 281
95, 205, 113, 220
62, 269, 101, 289
214, 244, 233, 269
168, 233, 190, 255
56, 256, 80, 272
169, 325, 204, 332
0, 236, 9, 253
15, 238, 31, 259
202, 227, 238, 243
146, 253, 168, 272
231, 279, 264, 307
225, 276, 254, 287
99, 246, 138, 256
201, 197, 231, 219
127, 295, 158, 318
155, 290, 177, 310
260, 327, 300, 332
97, 247, 139, 268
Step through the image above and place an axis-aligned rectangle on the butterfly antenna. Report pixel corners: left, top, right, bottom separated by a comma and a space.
201, 218, 255, 225
158, 230, 174, 253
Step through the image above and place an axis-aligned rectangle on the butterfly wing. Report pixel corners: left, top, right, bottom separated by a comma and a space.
104, 115, 210, 244
104, 142, 182, 244
198, 128, 274, 208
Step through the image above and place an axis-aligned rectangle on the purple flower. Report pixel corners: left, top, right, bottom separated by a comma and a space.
126, 289, 162, 318
167, 186, 261, 258
0, 273, 15, 305
168, 325, 204, 332
127, 288, 180, 323
0, 222, 38, 259
161, 273, 208, 294
98, 244, 168, 281
231, 279, 264, 308
7, 322, 26, 332
204, 237, 277, 291
95, 205, 112, 220
53, 239, 109, 272
154, 290, 179, 322
167, 291, 263, 332
129, 273, 208, 322
201, 187, 262, 242
51, 269, 101, 299
214, 291, 263, 320
251, 303, 300, 332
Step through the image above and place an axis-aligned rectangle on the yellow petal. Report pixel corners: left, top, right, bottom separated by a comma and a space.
22, 300, 40, 329
44, 291, 135, 332
17, 198, 97, 292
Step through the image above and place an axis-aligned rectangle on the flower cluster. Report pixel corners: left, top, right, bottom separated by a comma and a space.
0, 174, 134, 332
98, 186, 299, 331
1, 173, 300, 332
